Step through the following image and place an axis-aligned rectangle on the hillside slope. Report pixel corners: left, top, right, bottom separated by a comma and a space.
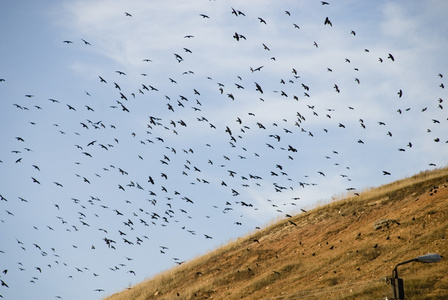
105, 168, 448, 300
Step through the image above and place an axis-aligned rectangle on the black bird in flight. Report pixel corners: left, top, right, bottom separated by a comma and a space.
334, 84, 340, 93
174, 53, 183, 62
324, 17, 332, 26
255, 82, 263, 94
233, 32, 246, 41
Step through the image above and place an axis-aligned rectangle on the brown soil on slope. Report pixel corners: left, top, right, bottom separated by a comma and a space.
105, 168, 448, 300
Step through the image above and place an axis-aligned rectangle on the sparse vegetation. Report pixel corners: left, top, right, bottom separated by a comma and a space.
104, 167, 448, 300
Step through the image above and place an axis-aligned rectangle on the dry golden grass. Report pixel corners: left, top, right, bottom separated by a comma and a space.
104, 167, 448, 300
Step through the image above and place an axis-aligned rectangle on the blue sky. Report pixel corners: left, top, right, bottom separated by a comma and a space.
1, 0, 448, 299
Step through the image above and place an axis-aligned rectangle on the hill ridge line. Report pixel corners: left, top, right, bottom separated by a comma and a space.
105, 167, 448, 300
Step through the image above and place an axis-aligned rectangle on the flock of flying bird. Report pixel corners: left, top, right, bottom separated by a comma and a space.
1, 1, 447, 299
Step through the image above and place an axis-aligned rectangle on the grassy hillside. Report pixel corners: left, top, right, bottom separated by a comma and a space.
104, 168, 448, 300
